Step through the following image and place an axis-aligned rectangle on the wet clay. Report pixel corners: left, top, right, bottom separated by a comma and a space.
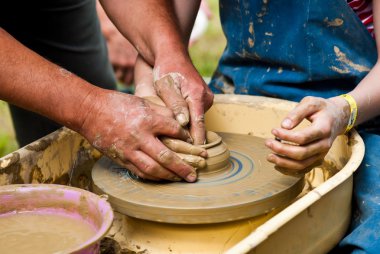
92, 132, 304, 224
0, 211, 96, 254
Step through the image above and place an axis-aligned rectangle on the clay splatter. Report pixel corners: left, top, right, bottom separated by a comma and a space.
256, 0, 269, 19
236, 49, 261, 60
330, 46, 371, 73
324, 17, 344, 27
248, 38, 254, 48
248, 22, 255, 48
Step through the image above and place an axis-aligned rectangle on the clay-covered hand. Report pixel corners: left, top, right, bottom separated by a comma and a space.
153, 62, 214, 145
79, 89, 199, 182
135, 91, 208, 170
264, 96, 350, 175
134, 55, 214, 145
161, 137, 207, 169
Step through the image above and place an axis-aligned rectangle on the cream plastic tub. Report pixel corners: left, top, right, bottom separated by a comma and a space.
0, 95, 364, 253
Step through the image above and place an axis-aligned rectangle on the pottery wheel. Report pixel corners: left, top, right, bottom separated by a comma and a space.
92, 132, 304, 224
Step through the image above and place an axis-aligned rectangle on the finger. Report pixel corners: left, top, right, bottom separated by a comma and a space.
161, 137, 208, 157
154, 75, 190, 126
130, 151, 182, 181
271, 123, 327, 146
141, 137, 197, 182
267, 152, 324, 174
111, 157, 161, 181
281, 97, 324, 129
152, 115, 192, 143
187, 97, 206, 145
265, 138, 330, 161
176, 153, 207, 169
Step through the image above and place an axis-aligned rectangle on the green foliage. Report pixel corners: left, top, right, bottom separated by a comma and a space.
189, 0, 226, 78
0, 101, 18, 157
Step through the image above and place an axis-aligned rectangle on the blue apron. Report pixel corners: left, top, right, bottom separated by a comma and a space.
210, 0, 380, 252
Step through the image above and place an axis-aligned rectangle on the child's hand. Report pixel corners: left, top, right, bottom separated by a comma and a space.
264, 96, 351, 175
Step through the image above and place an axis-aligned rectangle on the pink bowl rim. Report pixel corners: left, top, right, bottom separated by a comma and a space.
0, 184, 114, 254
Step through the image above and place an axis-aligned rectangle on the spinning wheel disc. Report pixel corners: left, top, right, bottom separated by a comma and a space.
92, 132, 304, 224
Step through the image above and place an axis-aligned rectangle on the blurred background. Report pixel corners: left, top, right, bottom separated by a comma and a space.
0, 0, 225, 157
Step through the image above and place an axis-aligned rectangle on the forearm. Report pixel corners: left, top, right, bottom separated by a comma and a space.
134, 0, 200, 90
349, 62, 380, 125
0, 28, 97, 132
99, 0, 189, 66
173, 0, 201, 44
348, 0, 380, 125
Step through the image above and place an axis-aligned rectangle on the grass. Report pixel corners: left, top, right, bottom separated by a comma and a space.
0, 101, 18, 157
0, 0, 225, 157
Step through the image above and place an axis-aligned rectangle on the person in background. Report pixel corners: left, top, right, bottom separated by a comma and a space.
97, 1, 137, 87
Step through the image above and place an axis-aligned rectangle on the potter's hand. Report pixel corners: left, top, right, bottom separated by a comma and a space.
264, 96, 350, 175
136, 90, 208, 170
79, 90, 198, 182
99, 0, 213, 143
153, 62, 214, 145
154, 71, 214, 145
161, 137, 207, 169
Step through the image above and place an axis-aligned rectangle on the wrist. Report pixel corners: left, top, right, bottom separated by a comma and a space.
156, 50, 190, 67
70, 86, 104, 134
154, 51, 194, 78
339, 94, 358, 133
328, 96, 352, 134
153, 37, 190, 67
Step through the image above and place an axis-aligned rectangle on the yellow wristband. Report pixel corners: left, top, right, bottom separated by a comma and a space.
340, 94, 358, 134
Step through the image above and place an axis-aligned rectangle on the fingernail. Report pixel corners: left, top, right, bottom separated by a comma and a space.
265, 140, 272, 148
200, 150, 208, 158
186, 171, 197, 182
267, 154, 275, 162
282, 118, 292, 129
177, 113, 189, 126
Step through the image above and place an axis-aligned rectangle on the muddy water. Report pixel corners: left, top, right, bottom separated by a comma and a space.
0, 212, 96, 254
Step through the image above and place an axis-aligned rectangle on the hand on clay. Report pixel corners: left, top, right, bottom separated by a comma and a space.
135, 55, 214, 145
161, 137, 207, 170
135, 89, 208, 171
79, 89, 201, 182
264, 96, 350, 175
